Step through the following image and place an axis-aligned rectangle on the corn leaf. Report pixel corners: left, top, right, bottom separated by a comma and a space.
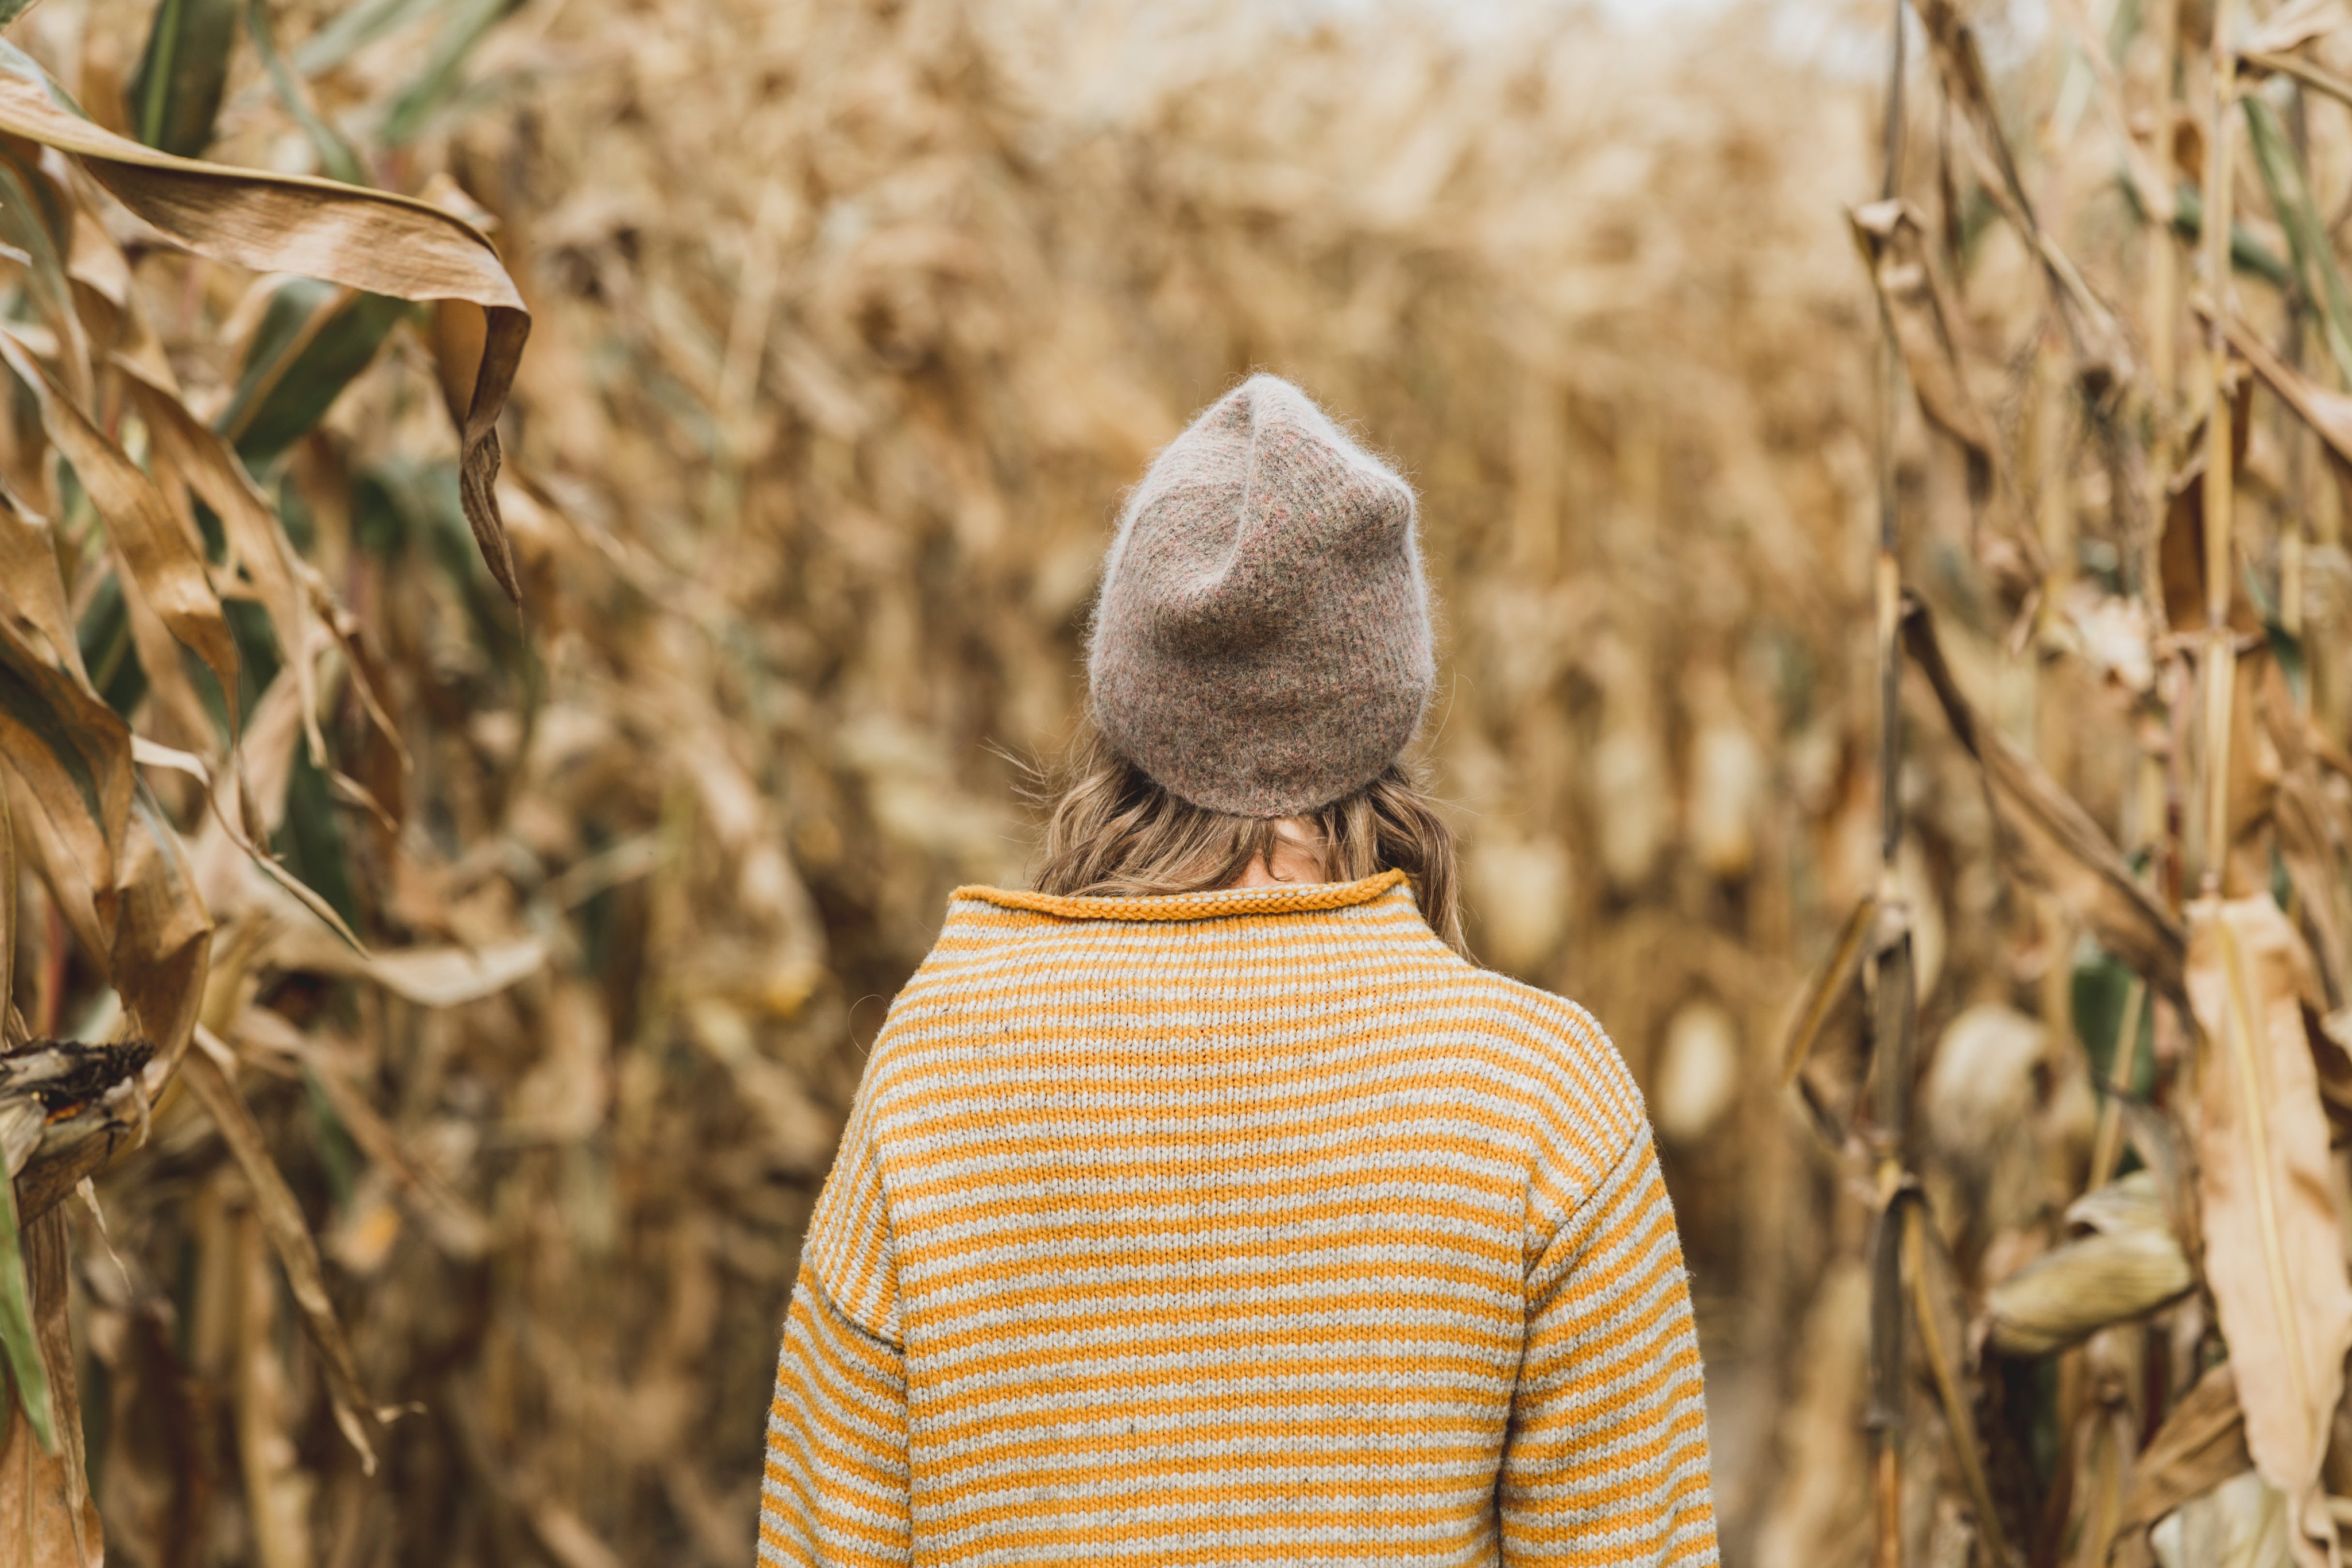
0, 40, 532, 604
1849, 200, 2045, 580
71, 579, 144, 721
218, 279, 411, 464
378, 0, 521, 147
1848, 200, 2001, 497
2184, 895, 2352, 1568
2242, 92, 2352, 387
2212, 305, 2352, 471
1902, 595, 2187, 1002
119, 365, 322, 760
182, 1046, 381, 1472
109, 789, 211, 1063
2162, 182, 2297, 288
245, 0, 366, 187
0, 331, 242, 729
291, 0, 444, 78
0, 607, 131, 904
1901, 1201, 2017, 1565
128, 0, 239, 158
0, 148, 94, 406
0, 485, 82, 688
2111, 1366, 2254, 1568
1780, 893, 1877, 1089
0, 1149, 53, 1455
0, 1206, 101, 1562
0, 770, 11, 1051
2246, 0, 2348, 55
1913, 0, 2130, 379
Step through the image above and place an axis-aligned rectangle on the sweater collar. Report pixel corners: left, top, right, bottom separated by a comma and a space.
953, 868, 1408, 923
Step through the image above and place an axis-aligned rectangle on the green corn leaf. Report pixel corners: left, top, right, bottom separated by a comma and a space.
2243, 90, 2352, 386
2071, 938, 2157, 1101
246, 0, 367, 186
291, 0, 443, 78
0, 148, 86, 374
0, 1166, 55, 1454
218, 278, 412, 465
74, 574, 148, 720
2151, 180, 2295, 288
275, 739, 359, 932
128, 0, 241, 157
377, 0, 520, 146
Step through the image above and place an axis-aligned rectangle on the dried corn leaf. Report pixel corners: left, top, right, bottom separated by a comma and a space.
1781, 894, 1876, 1089
0, 331, 240, 726
267, 927, 541, 1005
0, 41, 531, 603
1848, 200, 2001, 504
1903, 596, 2186, 1001
2246, 0, 2348, 53
2184, 896, 2352, 1568
181, 1046, 381, 1472
2162, 447, 2264, 637
107, 789, 211, 1063
1912, 0, 2129, 382
2114, 1367, 2255, 1568
0, 144, 94, 407
291, 1043, 489, 1258
1901, 1198, 2016, 1564
107, 533, 218, 746
2210, 308, 2352, 478
133, 735, 363, 952
2270, 755, 2352, 1013
0, 586, 131, 901
120, 365, 321, 757
2243, 50, 2352, 114
0, 486, 82, 686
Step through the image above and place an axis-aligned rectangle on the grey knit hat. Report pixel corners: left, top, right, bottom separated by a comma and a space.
1088, 374, 1434, 818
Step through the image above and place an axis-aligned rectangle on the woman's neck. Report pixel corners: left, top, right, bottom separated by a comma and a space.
1228, 818, 1329, 888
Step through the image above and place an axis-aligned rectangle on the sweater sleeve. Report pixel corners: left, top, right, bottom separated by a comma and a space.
758, 1106, 912, 1568
1500, 1122, 1719, 1566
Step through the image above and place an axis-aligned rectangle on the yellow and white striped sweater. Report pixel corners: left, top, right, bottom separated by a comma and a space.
759, 870, 1717, 1566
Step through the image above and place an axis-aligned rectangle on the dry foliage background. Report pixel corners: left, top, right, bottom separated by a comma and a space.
7, 0, 2352, 1563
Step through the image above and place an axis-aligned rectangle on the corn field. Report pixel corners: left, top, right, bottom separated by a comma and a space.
0, 0, 2348, 1562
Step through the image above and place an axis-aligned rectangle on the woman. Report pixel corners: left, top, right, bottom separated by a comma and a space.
758, 375, 1718, 1565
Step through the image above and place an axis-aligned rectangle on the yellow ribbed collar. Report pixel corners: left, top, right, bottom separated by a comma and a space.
954, 868, 1408, 922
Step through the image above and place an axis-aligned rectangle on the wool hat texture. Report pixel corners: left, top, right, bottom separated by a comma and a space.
1088, 374, 1435, 818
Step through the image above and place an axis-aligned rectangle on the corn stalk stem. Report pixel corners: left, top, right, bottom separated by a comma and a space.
1870, 7, 1911, 1565
2200, 0, 2240, 892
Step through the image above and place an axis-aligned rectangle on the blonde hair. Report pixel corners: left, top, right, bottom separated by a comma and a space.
1031, 726, 1467, 954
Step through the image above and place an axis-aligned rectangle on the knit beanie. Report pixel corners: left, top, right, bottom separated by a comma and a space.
1088, 374, 1434, 818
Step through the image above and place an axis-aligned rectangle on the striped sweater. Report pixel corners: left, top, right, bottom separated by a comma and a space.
758, 870, 1717, 1566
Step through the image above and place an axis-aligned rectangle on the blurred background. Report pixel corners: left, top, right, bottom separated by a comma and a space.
3, 0, 2349, 1562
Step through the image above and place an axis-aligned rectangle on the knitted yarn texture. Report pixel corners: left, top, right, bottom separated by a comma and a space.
758, 873, 1720, 1564
1089, 374, 1435, 817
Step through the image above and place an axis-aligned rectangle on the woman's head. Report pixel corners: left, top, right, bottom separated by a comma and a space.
1085, 374, 1434, 817
1036, 374, 1463, 951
